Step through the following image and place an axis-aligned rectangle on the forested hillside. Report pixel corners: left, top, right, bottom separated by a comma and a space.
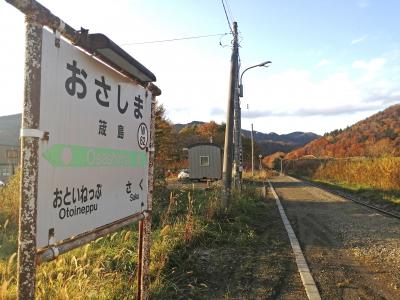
285, 104, 400, 159
175, 122, 319, 156
157, 107, 262, 174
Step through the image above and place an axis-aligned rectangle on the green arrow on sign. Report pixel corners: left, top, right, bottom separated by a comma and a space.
42, 144, 148, 168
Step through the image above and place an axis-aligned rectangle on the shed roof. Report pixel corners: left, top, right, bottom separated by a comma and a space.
188, 143, 222, 150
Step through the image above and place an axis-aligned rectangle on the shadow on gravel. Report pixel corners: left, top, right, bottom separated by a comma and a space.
278, 199, 400, 246
276, 198, 400, 299
269, 181, 310, 188
242, 179, 266, 187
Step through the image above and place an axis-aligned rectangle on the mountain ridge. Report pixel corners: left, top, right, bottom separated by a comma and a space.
174, 121, 320, 155
0, 114, 320, 156
285, 104, 400, 159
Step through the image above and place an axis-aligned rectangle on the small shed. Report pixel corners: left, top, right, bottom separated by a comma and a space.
0, 144, 19, 183
188, 143, 222, 181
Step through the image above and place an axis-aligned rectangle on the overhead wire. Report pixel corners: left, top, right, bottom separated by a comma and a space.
121, 33, 229, 46
121, 1, 236, 47
219, 33, 231, 47
225, 0, 235, 23
221, 0, 233, 34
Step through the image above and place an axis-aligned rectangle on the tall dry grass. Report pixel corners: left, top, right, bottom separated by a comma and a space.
0, 170, 266, 299
313, 157, 400, 191
242, 169, 274, 181
0, 176, 222, 298
284, 157, 400, 191
0, 169, 20, 224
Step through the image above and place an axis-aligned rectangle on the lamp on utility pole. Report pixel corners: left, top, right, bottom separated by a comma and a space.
222, 21, 239, 207
239, 61, 271, 98
235, 61, 271, 183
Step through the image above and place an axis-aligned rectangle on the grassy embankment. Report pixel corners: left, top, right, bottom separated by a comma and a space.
284, 157, 400, 210
1, 172, 297, 299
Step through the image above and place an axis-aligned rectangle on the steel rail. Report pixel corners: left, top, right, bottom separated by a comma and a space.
288, 176, 400, 220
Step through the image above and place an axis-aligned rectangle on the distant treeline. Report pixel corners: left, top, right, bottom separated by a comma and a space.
155, 104, 262, 178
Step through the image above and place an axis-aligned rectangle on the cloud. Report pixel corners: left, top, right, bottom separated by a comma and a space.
352, 57, 386, 82
241, 104, 381, 118
363, 89, 400, 104
351, 35, 368, 45
294, 104, 382, 116
170, 51, 396, 134
170, 106, 192, 113
238, 54, 397, 126
210, 107, 225, 116
241, 110, 280, 118
316, 59, 330, 68
352, 58, 386, 71
357, 0, 369, 8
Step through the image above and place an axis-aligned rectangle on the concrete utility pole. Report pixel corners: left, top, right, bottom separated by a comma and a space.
233, 64, 241, 190
222, 21, 239, 207
251, 123, 254, 176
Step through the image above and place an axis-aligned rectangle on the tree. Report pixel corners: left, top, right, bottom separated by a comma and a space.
154, 103, 179, 180
196, 121, 222, 144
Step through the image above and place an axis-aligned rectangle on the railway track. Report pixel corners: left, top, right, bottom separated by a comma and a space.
289, 176, 400, 221
269, 175, 400, 299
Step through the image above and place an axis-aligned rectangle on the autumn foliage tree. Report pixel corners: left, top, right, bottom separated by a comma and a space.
177, 121, 225, 148
285, 104, 400, 159
154, 103, 179, 180
154, 103, 266, 176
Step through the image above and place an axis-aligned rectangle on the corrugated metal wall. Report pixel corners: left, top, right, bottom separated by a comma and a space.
188, 144, 221, 180
0, 145, 19, 182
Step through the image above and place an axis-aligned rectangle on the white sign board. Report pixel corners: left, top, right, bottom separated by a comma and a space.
36, 29, 152, 248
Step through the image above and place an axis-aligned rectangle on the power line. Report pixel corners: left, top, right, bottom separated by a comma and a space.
221, 0, 233, 34
121, 33, 229, 45
225, 0, 235, 23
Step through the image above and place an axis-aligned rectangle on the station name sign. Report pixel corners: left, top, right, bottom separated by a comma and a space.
36, 29, 152, 248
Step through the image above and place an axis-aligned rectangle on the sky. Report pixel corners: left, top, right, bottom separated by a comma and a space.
0, 0, 399, 135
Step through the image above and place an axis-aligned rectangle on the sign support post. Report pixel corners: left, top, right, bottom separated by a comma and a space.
137, 219, 144, 299
7, 1, 161, 299
17, 17, 43, 300
137, 83, 160, 300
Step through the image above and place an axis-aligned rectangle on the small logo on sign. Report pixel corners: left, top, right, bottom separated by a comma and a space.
137, 123, 148, 150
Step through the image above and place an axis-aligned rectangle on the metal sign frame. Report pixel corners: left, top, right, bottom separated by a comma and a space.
36, 28, 152, 248
7, 1, 161, 299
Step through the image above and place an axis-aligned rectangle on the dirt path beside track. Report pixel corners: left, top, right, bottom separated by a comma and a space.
270, 175, 400, 300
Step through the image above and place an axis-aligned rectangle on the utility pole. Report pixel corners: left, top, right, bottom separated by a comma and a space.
222, 21, 239, 207
234, 63, 241, 190
251, 123, 254, 176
